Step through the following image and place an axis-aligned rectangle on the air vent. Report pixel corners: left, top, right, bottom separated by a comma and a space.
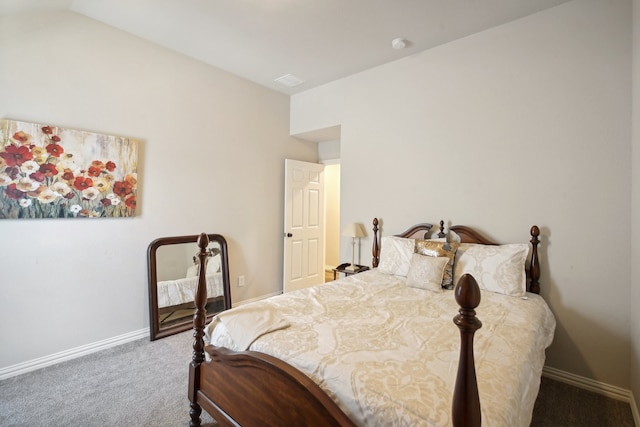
274, 74, 304, 88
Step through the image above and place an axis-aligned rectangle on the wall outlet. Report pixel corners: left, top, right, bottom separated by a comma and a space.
238, 275, 245, 287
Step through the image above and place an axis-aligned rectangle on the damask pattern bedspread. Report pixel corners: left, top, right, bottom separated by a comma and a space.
205, 270, 555, 427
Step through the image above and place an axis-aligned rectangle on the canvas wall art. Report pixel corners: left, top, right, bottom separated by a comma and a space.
0, 119, 139, 219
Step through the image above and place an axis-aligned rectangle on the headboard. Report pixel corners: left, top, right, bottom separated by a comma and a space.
370, 218, 541, 294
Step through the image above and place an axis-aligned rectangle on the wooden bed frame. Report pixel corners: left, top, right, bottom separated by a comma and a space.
188, 219, 542, 427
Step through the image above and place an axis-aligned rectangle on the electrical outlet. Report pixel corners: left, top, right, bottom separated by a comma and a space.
238, 275, 245, 287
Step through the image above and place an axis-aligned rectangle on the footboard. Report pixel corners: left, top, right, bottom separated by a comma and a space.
188, 233, 486, 426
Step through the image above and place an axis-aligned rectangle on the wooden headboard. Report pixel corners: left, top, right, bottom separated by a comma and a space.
370, 218, 541, 294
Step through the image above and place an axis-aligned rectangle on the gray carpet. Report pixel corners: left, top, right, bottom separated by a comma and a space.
0, 331, 215, 427
0, 330, 634, 426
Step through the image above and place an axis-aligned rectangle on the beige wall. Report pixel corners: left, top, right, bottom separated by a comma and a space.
292, 0, 632, 389
324, 163, 341, 269
631, 0, 640, 414
0, 11, 317, 369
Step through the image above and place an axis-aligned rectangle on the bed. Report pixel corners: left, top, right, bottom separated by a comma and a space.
187, 219, 555, 427
157, 250, 225, 321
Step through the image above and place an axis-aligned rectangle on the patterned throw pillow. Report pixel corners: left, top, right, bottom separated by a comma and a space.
453, 243, 529, 297
406, 254, 449, 292
414, 240, 460, 289
377, 236, 415, 277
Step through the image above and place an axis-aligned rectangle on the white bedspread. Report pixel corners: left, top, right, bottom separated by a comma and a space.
205, 270, 555, 427
157, 273, 223, 308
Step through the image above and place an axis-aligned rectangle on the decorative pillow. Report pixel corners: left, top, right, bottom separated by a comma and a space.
377, 236, 415, 276
453, 243, 529, 297
406, 254, 449, 292
414, 240, 459, 289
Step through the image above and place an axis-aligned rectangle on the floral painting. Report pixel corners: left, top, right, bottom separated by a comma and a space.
0, 119, 139, 219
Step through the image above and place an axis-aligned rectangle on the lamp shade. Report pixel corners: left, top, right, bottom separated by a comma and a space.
342, 222, 367, 238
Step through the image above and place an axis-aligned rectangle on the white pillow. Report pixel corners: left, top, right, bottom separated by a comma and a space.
206, 254, 221, 274
186, 264, 198, 278
185, 254, 221, 278
453, 243, 529, 297
377, 236, 415, 276
406, 254, 449, 292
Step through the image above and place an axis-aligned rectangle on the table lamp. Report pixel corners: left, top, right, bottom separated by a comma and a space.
342, 222, 367, 272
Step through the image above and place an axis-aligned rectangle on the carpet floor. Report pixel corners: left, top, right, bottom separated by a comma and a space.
0, 330, 634, 426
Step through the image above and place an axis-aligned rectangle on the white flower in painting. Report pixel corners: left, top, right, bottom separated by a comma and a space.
82, 187, 100, 201
57, 159, 81, 175
19, 198, 32, 208
110, 196, 121, 206
37, 188, 59, 204
20, 160, 40, 175
0, 173, 12, 186
15, 177, 40, 192
50, 181, 72, 196
69, 204, 82, 214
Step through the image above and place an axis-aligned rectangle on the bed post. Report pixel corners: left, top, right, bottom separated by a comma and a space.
529, 225, 541, 294
452, 273, 482, 427
372, 217, 380, 267
188, 233, 209, 427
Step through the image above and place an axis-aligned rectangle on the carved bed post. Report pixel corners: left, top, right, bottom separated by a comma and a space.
372, 217, 379, 267
529, 225, 540, 294
189, 233, 209, 427
452, 273, 482, 427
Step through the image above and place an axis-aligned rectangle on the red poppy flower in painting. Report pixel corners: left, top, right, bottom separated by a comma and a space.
124, 195, 136, 209
30, 171, 45, 182
0, 145, 34, 167
61, 169, 75, 181
46, 143, 64, 158
12, 131, 31, 145
39, 163, 59, 178
87, 166, 102, 177
4, 183, 25, 200
41, 126, 53, 134
113, 180, 133, 197
73, 176, 93, 191
105, 161, 116, 172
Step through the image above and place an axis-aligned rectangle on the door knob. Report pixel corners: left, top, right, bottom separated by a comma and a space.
285, 233, 293, 238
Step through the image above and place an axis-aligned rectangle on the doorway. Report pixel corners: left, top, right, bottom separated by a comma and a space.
323, 162, 340, 282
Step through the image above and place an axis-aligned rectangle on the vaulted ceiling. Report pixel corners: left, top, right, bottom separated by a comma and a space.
1, 0, 570, 95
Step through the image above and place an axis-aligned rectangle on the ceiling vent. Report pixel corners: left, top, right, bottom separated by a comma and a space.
274, 74, 304, 88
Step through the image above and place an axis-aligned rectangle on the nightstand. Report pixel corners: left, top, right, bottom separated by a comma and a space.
332, 263, 370, 280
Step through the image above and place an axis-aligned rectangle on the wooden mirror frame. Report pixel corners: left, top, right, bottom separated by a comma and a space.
147, 234, 231, 341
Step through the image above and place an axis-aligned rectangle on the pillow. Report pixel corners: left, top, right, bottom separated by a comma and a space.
185, 254, 221, 278
406, 254, 449, 292
206, 254, 221, 274
186, 264, 198, 278
414, 240, 460, 289
453, 243, 529, 297
377, 236, 415, 276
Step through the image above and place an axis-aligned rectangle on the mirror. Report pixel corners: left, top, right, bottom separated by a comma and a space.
147, 234, 231, 341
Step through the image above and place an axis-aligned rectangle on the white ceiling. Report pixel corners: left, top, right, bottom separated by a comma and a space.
1, 0, 570, 95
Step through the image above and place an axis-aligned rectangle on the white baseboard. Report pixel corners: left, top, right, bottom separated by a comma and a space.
543, 366, 638, 426
542, 365, 632, 402
0, 293, 280, 382
0, 328, 149, 381
233, 291, 281, 307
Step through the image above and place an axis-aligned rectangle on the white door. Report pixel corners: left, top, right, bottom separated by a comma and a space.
283, 159, 325, 293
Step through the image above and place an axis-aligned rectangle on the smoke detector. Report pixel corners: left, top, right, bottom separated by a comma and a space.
391, 38, 407, 50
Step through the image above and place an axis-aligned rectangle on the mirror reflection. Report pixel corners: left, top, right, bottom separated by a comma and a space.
148, 234, 231, 340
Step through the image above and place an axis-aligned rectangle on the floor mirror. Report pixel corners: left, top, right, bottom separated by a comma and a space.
147, 234, 231, 340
